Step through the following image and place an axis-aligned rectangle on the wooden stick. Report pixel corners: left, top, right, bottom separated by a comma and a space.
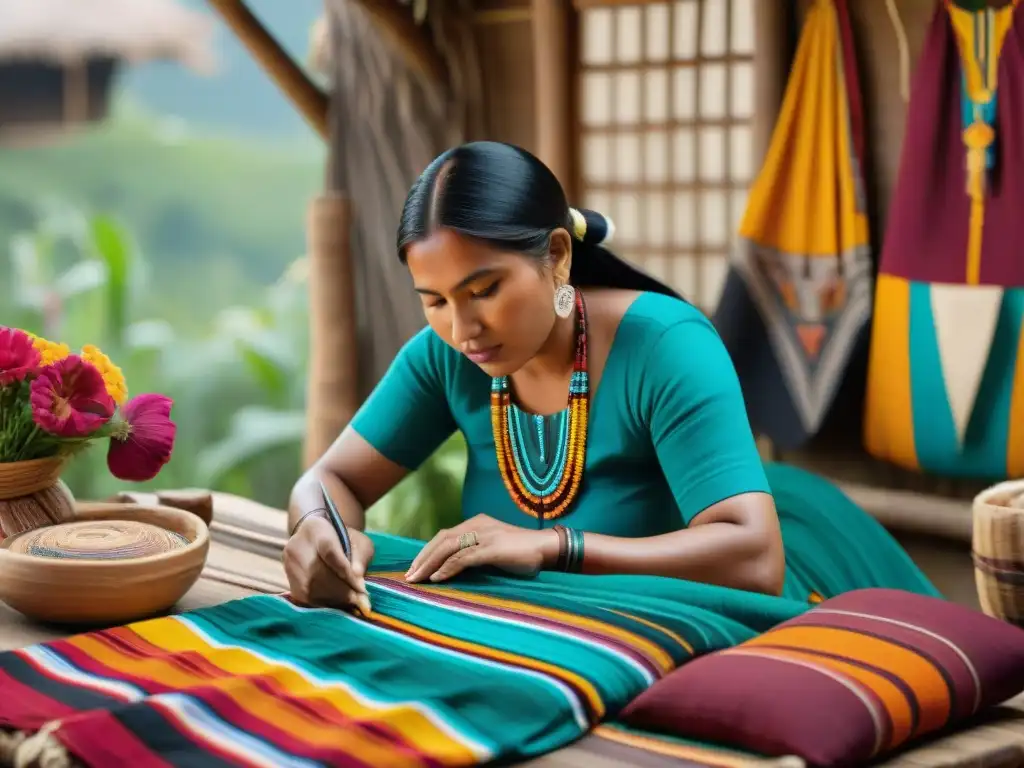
837, 481, 973, 544
205, 0, 329, 138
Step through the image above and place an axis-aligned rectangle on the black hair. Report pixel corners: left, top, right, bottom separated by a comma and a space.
397, 141, 682, 300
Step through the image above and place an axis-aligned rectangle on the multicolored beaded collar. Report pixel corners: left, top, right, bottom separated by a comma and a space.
491, 290, 589, 520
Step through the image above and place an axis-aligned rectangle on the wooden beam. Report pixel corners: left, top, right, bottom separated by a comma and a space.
531, 0, 573, 192
838, 481, 973, 544
205, 0, 329, 139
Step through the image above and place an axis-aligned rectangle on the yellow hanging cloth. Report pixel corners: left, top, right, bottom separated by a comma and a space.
716, 0, 872, 447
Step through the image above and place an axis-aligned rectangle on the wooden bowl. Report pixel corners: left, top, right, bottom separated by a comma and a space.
0, 501, 209, 626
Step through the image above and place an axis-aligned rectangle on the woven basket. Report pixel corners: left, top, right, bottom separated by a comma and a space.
973, 479, 1024, 625
0, 458, 75, 540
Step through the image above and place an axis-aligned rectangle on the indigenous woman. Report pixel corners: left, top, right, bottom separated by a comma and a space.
284, 141, 935, 614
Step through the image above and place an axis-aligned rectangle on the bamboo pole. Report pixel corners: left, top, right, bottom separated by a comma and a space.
531, 0, 573, 192
205, 0, 329, 139
303, 194, 359, 468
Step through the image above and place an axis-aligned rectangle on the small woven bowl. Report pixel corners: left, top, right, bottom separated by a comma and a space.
0, 501, 209, 626
973, 479, 1024, 626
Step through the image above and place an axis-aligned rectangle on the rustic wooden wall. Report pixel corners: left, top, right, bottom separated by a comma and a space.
472, 0, 538, 149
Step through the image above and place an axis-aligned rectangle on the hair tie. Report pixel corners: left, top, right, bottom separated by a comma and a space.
569, 208, 587, 241
568, 207, 615, 247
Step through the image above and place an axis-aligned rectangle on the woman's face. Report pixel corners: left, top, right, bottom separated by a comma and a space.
405, 228, 570, 377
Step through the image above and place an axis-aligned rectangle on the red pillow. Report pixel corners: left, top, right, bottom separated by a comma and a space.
621, 588, 1024, 767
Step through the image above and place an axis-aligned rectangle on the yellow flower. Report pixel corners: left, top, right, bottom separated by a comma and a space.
81, 344, 128, 404
27, 333, 71, 366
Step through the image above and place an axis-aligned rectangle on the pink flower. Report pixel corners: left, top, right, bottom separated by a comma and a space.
30, 355, 115, 437
107, 394, 176, 482
0, 327, 41, 386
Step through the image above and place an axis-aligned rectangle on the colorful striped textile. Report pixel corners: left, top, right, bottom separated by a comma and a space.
0, 532, 809, 767
864, 0, 1024, 479
714, 0, 872, 451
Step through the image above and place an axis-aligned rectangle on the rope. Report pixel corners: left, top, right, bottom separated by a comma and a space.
886, 0, 911, 103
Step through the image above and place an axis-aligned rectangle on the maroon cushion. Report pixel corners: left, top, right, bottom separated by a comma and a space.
620, 588, 1024, 767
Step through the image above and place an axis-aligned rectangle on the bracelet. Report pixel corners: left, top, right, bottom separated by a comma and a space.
554, 525, 569, 571
290, 508, 327, 537
553, 525, 585, 573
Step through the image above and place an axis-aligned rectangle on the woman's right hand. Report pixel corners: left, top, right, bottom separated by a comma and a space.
283, 514, 375, 614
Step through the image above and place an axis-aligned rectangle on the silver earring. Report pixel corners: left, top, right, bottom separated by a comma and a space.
553, 284, 575, 318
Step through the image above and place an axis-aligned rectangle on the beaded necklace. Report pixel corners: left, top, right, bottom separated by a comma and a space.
491, 290, 589, 520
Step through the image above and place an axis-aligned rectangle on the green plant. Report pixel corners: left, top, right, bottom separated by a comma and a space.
2, 205, 466, 538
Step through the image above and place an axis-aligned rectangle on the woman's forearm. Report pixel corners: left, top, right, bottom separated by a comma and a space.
551, 522, 784, 595
288, 464, 368, 533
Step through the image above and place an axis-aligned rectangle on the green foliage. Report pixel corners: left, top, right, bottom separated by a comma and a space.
0, 109, 464, 538
0, 108, 324, 291
366, 434, 468, 539
1, 202, 466, 539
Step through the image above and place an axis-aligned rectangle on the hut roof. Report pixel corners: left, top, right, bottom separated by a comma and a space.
0, 0, 217, 73
309, 0, 431, 79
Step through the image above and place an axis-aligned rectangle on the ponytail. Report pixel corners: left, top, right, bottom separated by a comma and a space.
566, 207, 684, 300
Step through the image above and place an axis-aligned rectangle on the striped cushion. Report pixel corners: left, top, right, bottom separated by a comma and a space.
620, 588, 1024, 767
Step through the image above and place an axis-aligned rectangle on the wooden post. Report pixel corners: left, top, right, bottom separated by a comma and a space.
303, 193, 359, 468
747, 0, 791, 464
301, 1, 363, 468
752, 0, 792, 163
531, 0, 574, 192
63, 59, 90, 125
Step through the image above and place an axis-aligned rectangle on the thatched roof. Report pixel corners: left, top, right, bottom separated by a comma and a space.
308, 15, 330, 75
309, 0, 428, 77
0, 0, 217, 73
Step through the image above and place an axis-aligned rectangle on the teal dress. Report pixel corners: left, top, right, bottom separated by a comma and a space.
352, 292, 938, 602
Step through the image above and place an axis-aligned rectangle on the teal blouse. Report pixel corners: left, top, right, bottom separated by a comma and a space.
351, 292, 770, 537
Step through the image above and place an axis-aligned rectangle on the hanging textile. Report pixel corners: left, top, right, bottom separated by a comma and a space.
714, 0, 872, 451
864, 0, 1024, 479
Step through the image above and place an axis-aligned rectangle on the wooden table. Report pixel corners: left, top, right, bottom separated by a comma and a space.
3, 493, 1022, 768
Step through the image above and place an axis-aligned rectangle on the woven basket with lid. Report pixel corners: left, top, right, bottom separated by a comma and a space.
973, 479, 1024, 625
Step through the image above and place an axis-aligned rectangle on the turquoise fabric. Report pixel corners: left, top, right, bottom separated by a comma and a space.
765, 463, 941, 602
908, 282, 1024, 478
352, 292, 771, 535
352, 291, 940, 602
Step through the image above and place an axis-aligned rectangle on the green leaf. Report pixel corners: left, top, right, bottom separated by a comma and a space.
87, 215, 134, 349
195, 406, 306, 487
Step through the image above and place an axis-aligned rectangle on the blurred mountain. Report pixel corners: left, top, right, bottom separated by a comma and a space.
120, 0, 323, 141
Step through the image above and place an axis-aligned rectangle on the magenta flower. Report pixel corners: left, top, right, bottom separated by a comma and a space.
30, 355, 115, 437
0, 327, 41, 386
107, 394, 176, 482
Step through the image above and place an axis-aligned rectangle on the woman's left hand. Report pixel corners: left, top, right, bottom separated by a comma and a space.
405, 514, 558, 584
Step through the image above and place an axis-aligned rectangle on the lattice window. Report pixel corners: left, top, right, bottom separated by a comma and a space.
576, 0, 756, 312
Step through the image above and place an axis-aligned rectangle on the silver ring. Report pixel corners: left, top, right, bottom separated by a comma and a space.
457, 531, 479, 551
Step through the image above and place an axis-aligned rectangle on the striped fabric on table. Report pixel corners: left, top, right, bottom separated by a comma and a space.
0, 533, 806, 767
